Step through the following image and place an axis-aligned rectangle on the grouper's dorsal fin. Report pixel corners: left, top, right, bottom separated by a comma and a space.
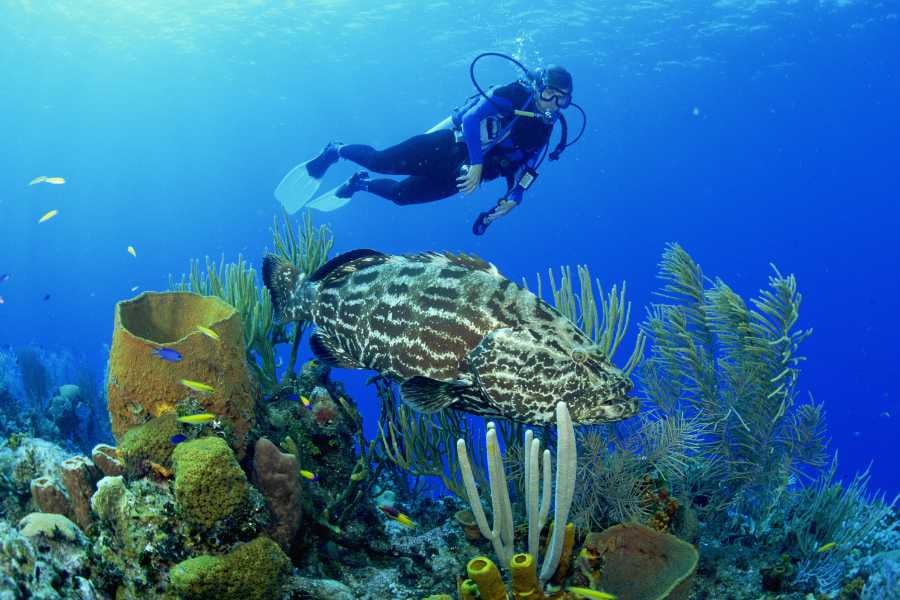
308, 249, 388, 287
404, 251, 499, 275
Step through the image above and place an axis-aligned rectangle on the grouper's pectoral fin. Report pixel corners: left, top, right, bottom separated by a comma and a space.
309, 332, 363, 369
399, 376, 471, 413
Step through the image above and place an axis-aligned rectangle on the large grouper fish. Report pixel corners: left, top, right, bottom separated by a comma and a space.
262, 249, 638, 425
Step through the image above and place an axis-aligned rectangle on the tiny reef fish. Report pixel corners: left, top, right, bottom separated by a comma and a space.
379, 505, 416, 528
153, 347, 183, 362
176, 413, 216, 424
195, 325, 220, 341
299, 469, 318, 482
817, 542, 837, 553
127, 246, 137, 257
566, 587, 617, 600
170, 434, 187, 445
179, 379, 215, 393
38, 209, 59, 223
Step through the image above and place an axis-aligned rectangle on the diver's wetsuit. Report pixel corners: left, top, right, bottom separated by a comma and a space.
339, 81, 555, 205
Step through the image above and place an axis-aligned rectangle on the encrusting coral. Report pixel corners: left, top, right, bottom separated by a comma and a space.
118, 411, 182, 478
171, 436, 250, 529
168, 535, 292, 600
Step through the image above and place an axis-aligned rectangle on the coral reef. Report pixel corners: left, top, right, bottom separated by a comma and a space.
106, 291, 258, 459
2, 237, 898, 600
0, 518, 97, 598
1, 346, 112, 453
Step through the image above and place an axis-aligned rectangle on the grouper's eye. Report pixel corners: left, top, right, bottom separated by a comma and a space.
572, 349, 588, 364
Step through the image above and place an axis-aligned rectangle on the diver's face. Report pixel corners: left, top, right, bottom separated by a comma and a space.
536, 87, 571, 113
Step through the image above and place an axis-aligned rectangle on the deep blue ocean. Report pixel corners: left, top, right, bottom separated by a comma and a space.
1, 2, 897, 494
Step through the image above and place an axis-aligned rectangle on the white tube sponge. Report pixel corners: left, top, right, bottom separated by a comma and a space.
526, 436, 541, 560
538, 401, 577, 583
486, 424, 514, 563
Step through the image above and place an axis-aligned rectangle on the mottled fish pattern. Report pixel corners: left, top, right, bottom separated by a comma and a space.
263, 249, 637, 425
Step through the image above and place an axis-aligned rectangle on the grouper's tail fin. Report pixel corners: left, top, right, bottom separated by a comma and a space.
262, 254, 309, 323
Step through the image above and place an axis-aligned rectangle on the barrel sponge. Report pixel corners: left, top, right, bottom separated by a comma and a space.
592, 523, 699, 600
106, 291, 257, 459
168, 536, 291, 600
171, 437, 249, 529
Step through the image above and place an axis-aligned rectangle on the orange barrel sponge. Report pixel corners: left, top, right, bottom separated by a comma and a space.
591, 523, 699, 600
107, 291, 257, 459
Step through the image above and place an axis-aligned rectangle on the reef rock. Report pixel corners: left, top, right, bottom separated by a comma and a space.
251, 437, 302, 551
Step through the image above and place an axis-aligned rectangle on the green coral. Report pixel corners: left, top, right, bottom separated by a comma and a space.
639, 242, 825, 518
119, 412, 181, 476
171, 437, 249, 529
168, 536, 291, 600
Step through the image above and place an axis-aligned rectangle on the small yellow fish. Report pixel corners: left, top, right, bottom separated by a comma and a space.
196, 325, 220, 341
300, 395, 311, 409
299, 469, 318, 481
566, 588, 618, 600
817, 542, 837, 553
395, 513, 416, 528
176, 413, 216, 424
378, 506, 417, 528
179, 379, 215, 393
45, 177, 65, 185
29, 176, 47, 185
127, 246, 137, 257
38, 209, 59, 223
148, 461, 174, 478
130, 285, 139, 292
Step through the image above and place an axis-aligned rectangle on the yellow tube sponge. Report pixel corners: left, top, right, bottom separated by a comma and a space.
510, 553, 545, 600
467, 556, 509, 600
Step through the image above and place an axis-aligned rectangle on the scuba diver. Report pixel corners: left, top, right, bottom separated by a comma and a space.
274, 53, 585, 235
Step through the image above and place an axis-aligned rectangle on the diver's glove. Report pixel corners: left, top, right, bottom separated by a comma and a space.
472, 198, 518, 235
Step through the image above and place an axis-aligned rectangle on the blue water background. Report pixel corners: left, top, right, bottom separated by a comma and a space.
1, 2, 897, 492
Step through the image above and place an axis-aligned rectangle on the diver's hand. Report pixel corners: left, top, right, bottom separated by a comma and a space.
472, 198, 517, 235
491, 198, 517, 218
456, 164, 483, 195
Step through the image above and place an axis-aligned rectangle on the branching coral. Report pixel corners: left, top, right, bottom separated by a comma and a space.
528, 265, 645, 378
570, 411, 706, 532
377, 377, 488, 499
639, 242, 827, 518
784, 456, 898, 592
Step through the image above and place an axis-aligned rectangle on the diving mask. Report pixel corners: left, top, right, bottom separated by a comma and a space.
540, 87, 572, 109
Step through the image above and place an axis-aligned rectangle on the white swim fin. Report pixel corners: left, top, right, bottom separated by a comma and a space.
274, 143, 342, 214
303, 171, 369, 213
303, 185, 352, 212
